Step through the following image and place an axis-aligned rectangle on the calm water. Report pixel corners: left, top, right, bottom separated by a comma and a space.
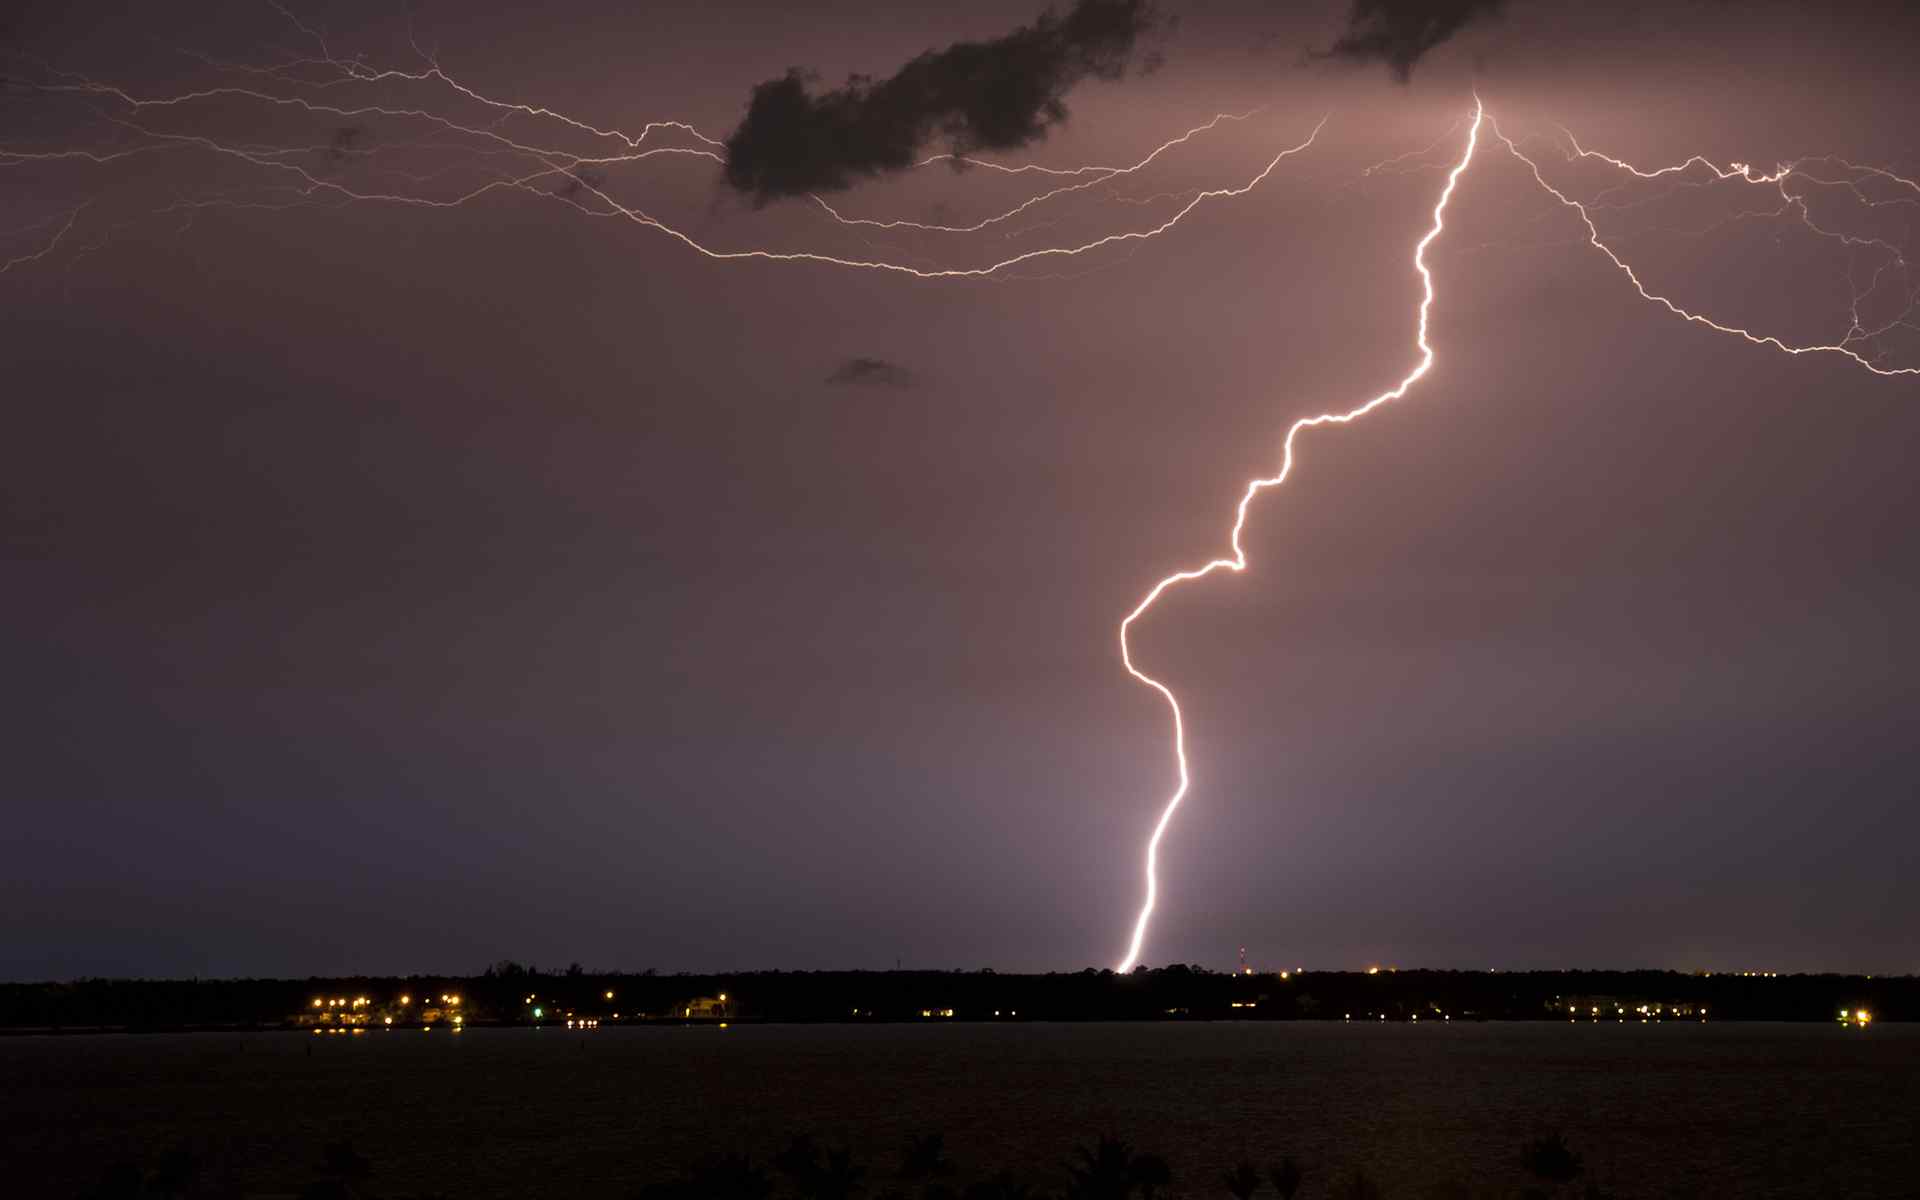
5, 1022, 1914, 1197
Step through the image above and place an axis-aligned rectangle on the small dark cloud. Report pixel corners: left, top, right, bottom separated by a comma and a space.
723, 0, 1159, 204
325, 125, 365, 166
826, 357, 918, 388
1320, 0, 1507, 81
555, 166, 606, 200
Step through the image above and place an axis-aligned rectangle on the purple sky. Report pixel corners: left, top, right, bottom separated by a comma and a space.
3, 1, 1917, 979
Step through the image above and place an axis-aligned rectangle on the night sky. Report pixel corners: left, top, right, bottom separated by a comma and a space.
4, 0, 1917, 980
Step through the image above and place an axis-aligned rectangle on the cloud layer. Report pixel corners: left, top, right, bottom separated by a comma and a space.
1321, 0, 1508, 80
723, 0, 1157, 204
826, 357, 918, 388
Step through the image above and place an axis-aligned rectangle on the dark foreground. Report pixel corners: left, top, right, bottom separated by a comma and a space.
5, 1022, 1913, 1199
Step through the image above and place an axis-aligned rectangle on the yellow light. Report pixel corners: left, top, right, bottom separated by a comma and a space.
605, 990, 614, 1000
448, 995, 460, 1006
383, 1017, 392, 1026
453, 1015, 463, 1025
719, 1022, 729, 1029
718, 993, 727, 1002
400, 995, 410, 1005
1367, 967, 1380, 975
1855, 1010, 1872, 1024
312, 999, 322, 1008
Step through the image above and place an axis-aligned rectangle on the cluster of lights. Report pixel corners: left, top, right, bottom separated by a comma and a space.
1839, 1009, 1872, 1027
566, 1018, 600, 1030
1557, 1000, 1704, 1022
919, 1008, 957, 1019
305, 990, 455, 1030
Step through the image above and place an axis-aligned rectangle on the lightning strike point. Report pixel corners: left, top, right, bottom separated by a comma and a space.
1112, 99, 1484, 974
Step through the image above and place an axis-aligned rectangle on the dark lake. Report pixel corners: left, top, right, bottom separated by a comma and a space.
6, 1022, 1913, 1197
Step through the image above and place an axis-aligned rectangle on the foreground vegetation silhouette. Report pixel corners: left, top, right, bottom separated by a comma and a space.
618, 1128, 1618, 1200
81, 1124, 1634, 1199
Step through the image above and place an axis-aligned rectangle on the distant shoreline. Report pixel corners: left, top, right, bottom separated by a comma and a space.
2, 967, 1908, 1031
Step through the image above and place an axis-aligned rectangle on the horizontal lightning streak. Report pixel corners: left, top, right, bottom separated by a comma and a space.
1, 205, 87, 274
1112, 100, 1484, 973
809, 110, 1260, 234
1501, 124, 1920, 377
77, 112, 1323, 280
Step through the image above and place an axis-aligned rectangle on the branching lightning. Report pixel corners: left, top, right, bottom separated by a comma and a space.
808, 109, 1262, 234
1497, 126, 1920, 377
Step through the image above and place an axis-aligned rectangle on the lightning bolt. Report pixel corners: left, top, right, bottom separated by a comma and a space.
1112, 98, 1484, 973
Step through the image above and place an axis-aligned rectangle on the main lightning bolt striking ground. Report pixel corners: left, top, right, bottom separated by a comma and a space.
1113, 99, 1483, 972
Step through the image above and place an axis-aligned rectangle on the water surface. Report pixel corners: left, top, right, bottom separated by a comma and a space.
6, 1021, 1912, 1197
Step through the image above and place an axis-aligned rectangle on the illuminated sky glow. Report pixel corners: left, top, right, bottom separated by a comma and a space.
3, 1, 1916, 978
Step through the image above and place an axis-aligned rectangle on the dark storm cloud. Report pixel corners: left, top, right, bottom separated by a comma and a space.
1320, 0, 1507, 80
723, 0, 1158, 204
826, 357, 917, 388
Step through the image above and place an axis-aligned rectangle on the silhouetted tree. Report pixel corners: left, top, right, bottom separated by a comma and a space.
901, 1133, 954, 1181
776, 1133, 825, 1192
1269, 1156, 1304, 1200
685, 1153, 774, 1199
1519, 1133, 1582, 1186
1128, 1151, 1171, 1199
320, 1141, 371, 1182
815, 1146, 866, 1200
1331, 1167, 1383, 1200
1066, 1134, 1135, 1199
1224, 1160, 1263, 1198
86, 1159, 143, 1200
964, 1169, 1038, 1200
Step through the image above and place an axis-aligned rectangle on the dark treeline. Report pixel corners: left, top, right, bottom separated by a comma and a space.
1, 966, 1908, 1031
